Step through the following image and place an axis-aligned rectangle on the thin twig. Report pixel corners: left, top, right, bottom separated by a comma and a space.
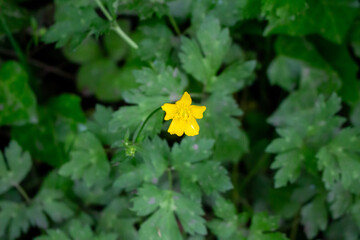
0, 48, 75, 80
0, 14, 27, 68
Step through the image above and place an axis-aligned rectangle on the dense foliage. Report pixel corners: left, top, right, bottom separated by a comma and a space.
1, 0, 360, 239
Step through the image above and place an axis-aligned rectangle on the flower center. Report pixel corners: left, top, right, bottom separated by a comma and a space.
177, 107, 190, 120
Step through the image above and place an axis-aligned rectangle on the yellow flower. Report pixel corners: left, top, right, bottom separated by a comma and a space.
161, 92, 206, 136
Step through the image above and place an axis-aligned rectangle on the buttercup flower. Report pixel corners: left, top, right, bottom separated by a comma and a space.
161, 92, 206, 136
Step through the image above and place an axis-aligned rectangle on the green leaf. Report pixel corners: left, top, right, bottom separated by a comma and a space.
48, 94, 86, 124
172, 137, 214, 164
179, 16, 231, 84
195, 161, 233, 195
274, 37, 342, 96
109, 63, 186, 139
139, 208, 182, 240
132, 185, 206, 238
138, 136, 169, 179
208, 196, 248, 240
12, 108, 67, 167
271, 93, 343, 139
43, 2, 107, 49
35, 220, 117, 240
266, 128, 303, 154
131, 184, 164, 216
207, 60, 257, 94
133, 64, 187, 98
0, 188, 72, 239
267, 56, 301, 91
270, 150, 304, 188
33, 188, 74, 223
198, 93, 248, 162
0, 1, 30, 35
113, 162, 147, 191
63, 37, 102, 63
86, 105, 117, 145
190, 0, 249, 27
73, 178, 118, 205
176, 195, 207, 235
0, 61, 37, 126
12, 94, 85, 167
172, 138, 232, 197
26, 204, 49, 229
59, 132, 110, 187
263, 0, 359, 44
109, 92, 165, 138
134, 21, 173, 62
248, 212, 288, 240
350, 19, 360, 58
301, 195, 328, 239
250, 212, 280, 232
327, 183, 352, 219
311, 39, 360, 104
69, 220, 117, 240
35, 230, 70, 240
114, 136, 170, 191
120, 0, 172, 19
0, 201, 29, 239
317, 128, 360, 192
325, 216, 359, 240
104, 20, 130, 61
77, 59, 137, 102
268, 94, 344, 188
98, 198, 138, 240
0, 141, 31, 194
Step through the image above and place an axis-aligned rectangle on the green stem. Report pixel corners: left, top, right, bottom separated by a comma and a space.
238, 153, 269, 193
239, 197, 253, 214
111, 24, 138, 49
290, 210, 300, 240
13, 184, 31, 204
94, 0, 112, 21
94, 0, 138, 49
168, 14, 181, 35
132, 107, 162, 143
0, 14, 27, 67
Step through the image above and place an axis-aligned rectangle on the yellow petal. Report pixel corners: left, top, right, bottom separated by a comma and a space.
161, 103, 177, 120
168, 118, 185, 136
176, 91, 192, 107
184, 116, 200, 136
190, 105, 206, 119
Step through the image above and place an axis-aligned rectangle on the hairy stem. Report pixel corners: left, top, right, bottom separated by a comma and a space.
111, 24, 138, 49
14, 184, 31, 204
94, 0, 138, 49
168, 14, 181, 35
132, 107, 162, 143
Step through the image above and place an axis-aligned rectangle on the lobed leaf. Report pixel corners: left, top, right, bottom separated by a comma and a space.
0, 141, 31, 194
59, 132, 110, 187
